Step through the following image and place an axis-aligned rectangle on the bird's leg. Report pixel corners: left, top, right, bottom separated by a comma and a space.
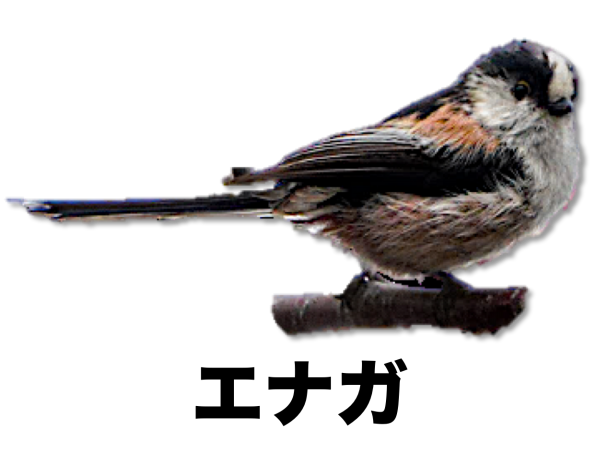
424, 271, 473, 292
427, 271, 472, 327
370, 273, 397, 285
337, 272, 396, 310
338, 271, 372, 311
338, 270, 474, 324
337, 272, 380, 310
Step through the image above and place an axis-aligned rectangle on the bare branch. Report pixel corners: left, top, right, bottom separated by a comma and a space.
273, 277, 526, 335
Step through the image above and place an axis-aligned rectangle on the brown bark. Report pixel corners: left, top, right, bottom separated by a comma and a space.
273, 277, 526, 335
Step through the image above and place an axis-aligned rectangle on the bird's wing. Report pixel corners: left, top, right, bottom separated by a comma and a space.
224, 126, 506, 197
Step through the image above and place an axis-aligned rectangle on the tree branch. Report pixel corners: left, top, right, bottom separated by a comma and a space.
273, 276, 527, 335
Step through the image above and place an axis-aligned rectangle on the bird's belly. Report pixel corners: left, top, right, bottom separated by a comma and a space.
321, 189, 536, 277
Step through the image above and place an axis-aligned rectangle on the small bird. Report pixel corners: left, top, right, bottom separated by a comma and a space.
13, 40, 580, 286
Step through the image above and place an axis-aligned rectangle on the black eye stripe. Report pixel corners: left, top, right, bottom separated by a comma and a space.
472, 41, 553, 107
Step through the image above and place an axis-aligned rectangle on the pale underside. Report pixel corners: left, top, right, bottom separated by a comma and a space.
278, 185, 537, 278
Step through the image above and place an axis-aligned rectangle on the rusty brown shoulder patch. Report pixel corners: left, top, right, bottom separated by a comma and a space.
384, 103, 500, 153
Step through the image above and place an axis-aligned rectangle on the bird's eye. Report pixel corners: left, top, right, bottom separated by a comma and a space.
513, 81, 531, 100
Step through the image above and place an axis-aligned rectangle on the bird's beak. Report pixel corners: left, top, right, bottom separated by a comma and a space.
548, 98, 574, 117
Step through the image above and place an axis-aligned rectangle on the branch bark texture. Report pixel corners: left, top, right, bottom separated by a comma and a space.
273, 279, 527, 335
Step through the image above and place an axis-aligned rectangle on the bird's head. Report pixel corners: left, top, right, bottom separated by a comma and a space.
464, 40, 578, 138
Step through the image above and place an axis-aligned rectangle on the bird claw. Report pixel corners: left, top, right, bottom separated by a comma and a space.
338, 272, 371, 312
431, 272, 472, 327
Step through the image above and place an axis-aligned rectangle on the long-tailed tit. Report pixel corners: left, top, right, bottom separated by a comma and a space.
13, 40, 580, 283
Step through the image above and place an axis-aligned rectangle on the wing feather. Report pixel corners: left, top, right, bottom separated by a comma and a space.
224, 126, 518, 196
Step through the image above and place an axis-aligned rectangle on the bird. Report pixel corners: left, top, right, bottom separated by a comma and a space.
12, 40, 580, 289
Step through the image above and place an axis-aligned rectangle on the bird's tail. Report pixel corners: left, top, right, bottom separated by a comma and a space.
8, 191, 274, 221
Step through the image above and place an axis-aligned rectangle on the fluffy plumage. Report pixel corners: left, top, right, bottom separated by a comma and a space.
14, 40, 581, 278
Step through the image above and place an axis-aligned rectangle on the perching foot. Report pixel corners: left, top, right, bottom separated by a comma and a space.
338, 272, 371, 311
429, 272, 471, 327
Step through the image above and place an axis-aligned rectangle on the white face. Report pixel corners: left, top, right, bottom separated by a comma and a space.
546, 50, 575, 103
466, 72, 541, 135
465, 43, 578, 139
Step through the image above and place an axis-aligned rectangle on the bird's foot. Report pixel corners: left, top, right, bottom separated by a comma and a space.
337, 272, 395, 311
429, 271, 472, 327
338, 272, 371, 312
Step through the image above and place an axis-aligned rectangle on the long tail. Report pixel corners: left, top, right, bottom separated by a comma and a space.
8, 191, 273, 221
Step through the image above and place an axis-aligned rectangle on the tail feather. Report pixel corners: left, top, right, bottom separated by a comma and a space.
8, 191, 272, 220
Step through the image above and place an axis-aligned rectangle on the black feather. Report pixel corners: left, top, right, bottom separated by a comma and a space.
226, 128, 524, 197
12, 192, 271, 220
